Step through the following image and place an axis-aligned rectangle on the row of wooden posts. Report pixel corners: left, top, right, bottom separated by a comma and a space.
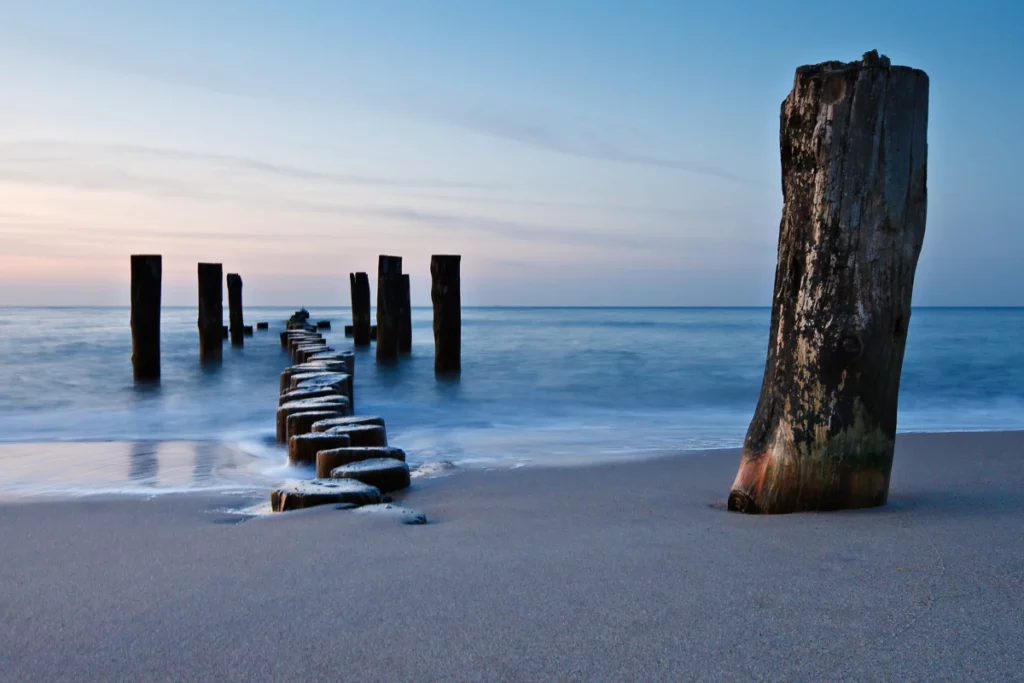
131, 257, 250, 381
350, 254, 461, 375
129, 254, 462, 381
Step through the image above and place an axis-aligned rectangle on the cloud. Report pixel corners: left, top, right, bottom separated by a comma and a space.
0, 141, 484, 191
7, 28, 757, 186
428, 104, 758, 185
0, 164, 645, 253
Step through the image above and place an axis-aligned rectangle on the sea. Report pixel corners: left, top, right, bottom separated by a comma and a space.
0, 306, 1022, 498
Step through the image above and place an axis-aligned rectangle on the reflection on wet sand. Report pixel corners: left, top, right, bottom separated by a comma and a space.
129, 442, 158, 485
0, 441, 273, 499
192, 441, 216, 483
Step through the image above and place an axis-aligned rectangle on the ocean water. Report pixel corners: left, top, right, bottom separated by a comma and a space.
0, 306, 1022, 497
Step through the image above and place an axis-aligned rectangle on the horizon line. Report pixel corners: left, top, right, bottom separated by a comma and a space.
2, 305, 1023, 310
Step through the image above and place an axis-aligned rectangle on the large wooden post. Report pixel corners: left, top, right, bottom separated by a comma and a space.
226, 273, 244, 347
399, 273, 412, 353
349, 272, 372, 347
728, 51, 928, 514
430, 255, 461, 375
376, 255, 402, 361
130, 254, 161, 380
197, 263, 224, 362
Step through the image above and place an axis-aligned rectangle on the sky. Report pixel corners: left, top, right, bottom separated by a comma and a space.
0, 0, 1021, 307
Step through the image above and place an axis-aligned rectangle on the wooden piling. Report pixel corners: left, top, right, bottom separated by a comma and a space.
430, 255, 461, 374
375, 255, 402, 361
349, 272, 372, 347
227, 273, 244, 347
130, 254, 161, 380
197, 263, 223, 361
727, 51, 929, 514
399, 273, 412, 353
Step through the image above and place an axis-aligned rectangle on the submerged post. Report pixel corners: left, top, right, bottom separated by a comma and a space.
376, 255, 402, 361
399, 273, 412, 353
430, 255, 461, 375
130, 254, 162, 380
728, 51, 929, 514
349, 272, 372, 347
227, 273, 244, 347
197, 263, 224, 362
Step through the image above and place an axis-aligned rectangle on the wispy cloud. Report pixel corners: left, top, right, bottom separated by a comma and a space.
0, 141, 484, 191
0, 139, 654, 252
422, 103, 758, 185
6, 28, 756, 186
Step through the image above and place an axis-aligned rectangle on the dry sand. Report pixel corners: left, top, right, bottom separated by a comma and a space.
1, 431, 1021, 682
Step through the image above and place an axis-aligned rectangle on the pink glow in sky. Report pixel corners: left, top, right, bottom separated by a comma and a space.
2, 1, 1021, 306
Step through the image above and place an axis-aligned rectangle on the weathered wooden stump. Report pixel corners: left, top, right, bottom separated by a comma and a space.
289, 370, 350, 391
287, 330, 321, 345
317, 320, 331, 330
276, 397, 350, 443
289, 361, 351, 377
399, 273, 412, 353
256, 322, 269, 330
130, 254, 161, 381
311, 415, 386, 433
280, 361, 349, 392
288, 432, 353, 467
292, 372, 353, 412
222, 326, 229, 339
316, 446, 406, 479
288, 335, 322, 354
727, 51, 929, 515
306, 352, 354, 375
279, 387, 341, 406
292, 345, 323, 363
243, 325, 253, 336
271, 479, 380, 512
349, 272, 372, 347
376, 255, 403, 361
431, 255, 461, 375
344, 325, 354, 337
226, 273, 244, 347
296, 345, 333, 364
370, 325, 378, 341
331, 458, 411, 494
322, 424, 387, 447
289, 342, 324, 360
197, 263, 223, 362
287, 410, 345, 442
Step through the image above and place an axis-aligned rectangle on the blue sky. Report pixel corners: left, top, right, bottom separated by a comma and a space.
0, 0, 1021, 306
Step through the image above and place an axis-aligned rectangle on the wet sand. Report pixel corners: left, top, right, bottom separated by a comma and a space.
1, 431, 1021, 682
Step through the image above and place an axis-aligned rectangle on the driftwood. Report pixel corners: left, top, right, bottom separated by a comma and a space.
130, 255, 161, 380
728, 51, 929, 514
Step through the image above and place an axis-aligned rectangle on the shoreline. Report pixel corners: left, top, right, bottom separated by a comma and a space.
1, 429, 1023, 503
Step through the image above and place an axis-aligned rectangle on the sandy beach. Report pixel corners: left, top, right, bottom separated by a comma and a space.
1, 431, 1021, 682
